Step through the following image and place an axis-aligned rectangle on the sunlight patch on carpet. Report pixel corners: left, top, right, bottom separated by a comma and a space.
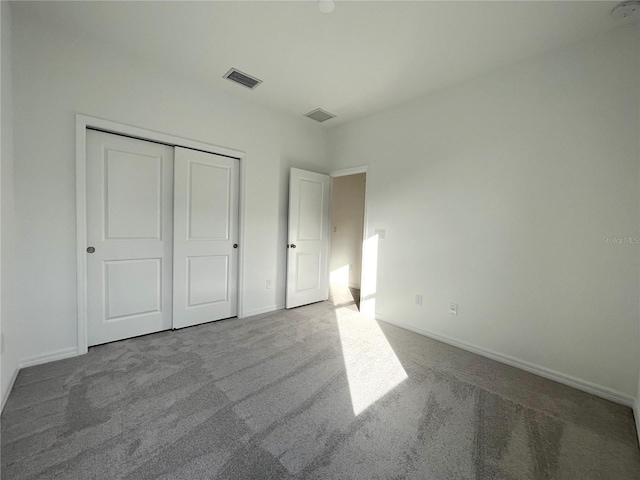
336, 308, 408, 416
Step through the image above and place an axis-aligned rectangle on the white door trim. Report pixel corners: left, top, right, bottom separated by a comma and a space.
75, 114, 247, 355
329, 166, 370, 310
329, 166, 368, 178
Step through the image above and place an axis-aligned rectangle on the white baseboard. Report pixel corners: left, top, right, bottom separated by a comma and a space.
375, 314, 635, 408
19, 347, 78, 369
242, 304, 285, 318
1, 366, 20, 412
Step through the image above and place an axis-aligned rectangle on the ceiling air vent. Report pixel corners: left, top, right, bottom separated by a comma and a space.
223, 68, 262, 90
304, 108, 336, 123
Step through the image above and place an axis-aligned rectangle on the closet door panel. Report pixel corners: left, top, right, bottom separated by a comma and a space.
86, 130, 174, 346
173, 147, 239, 329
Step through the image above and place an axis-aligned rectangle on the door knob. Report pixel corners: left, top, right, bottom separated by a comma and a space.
290, 244, 297, 249
233, 244, 238, 249
87, 247, 95, 253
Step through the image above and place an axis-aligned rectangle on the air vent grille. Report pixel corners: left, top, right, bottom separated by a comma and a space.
304, 108, 336, 123
223, 68, 262, 90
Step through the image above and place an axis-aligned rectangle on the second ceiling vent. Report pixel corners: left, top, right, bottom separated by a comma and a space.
223, 68, 262, 90
304, 108, 336, 123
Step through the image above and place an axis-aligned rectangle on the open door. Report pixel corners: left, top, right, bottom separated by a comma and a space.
286, 168, 331, 308
173, 147, 239, 328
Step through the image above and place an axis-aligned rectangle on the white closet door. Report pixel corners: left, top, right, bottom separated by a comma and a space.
286, 168, 331, 308
86, 130, 174, 346
172, 147, 239, 329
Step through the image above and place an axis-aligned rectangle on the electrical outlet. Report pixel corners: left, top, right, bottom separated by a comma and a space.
375, 229, 386, 239
415, 295, 422, 306
449, 303, 458, 316
266, 279, 273, 289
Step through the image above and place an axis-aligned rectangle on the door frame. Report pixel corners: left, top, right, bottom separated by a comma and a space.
75, 114, 247, 355
329, 166, 370, 305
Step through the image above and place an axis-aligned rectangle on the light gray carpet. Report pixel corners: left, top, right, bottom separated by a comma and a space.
2, 287, 640, 479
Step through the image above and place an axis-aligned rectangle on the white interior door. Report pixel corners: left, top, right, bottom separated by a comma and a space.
86, 130, 174, 346
286, 168, 331, 308
173, 147, 239, 328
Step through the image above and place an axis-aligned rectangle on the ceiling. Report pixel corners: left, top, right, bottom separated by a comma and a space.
11, 1, 629, 127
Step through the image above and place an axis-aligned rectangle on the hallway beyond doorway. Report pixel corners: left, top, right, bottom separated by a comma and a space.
329, 283, 360, 310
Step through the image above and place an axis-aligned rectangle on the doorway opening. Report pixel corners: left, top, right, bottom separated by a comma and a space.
329, 170, 367, 311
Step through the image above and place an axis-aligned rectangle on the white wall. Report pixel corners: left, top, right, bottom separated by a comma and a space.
10, 10, 326, 364
1, 0, 19, 407
6, 4, 640, 410
328, 23, 640, 400
330, 173, 366, 288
